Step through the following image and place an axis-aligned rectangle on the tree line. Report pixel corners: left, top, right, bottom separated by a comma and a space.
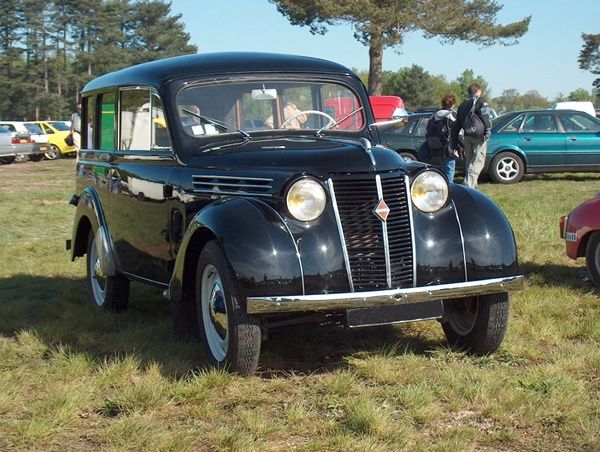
354, 65, 598, 114
0, 0, 196, 121
1, 0, 598, 121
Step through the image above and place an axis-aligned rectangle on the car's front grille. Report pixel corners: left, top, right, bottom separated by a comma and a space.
330, 174, 414, 291
192, 175, 273, 197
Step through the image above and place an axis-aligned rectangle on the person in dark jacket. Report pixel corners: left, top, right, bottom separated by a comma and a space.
451, 84, 492, 189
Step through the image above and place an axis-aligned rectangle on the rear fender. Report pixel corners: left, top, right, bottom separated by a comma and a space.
71, 187, 118, 277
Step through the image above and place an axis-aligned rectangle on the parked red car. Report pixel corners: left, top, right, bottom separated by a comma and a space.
370, 95, 406, 121
560, 194, 600, 286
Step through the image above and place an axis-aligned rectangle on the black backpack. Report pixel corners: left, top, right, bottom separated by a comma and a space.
426, 115, 450, 152
463, 100, 485, 138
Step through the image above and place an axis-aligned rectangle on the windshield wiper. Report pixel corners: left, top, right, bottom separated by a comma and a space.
315, 106, 364, 137
182, 108, 251, 141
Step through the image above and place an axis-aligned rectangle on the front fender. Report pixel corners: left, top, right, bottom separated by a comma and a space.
452, 185, 519, 279
169, 197, 303, 303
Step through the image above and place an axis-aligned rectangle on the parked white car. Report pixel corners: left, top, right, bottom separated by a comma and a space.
0, 125, 44, 164
0, 121, 50, 161
551, 101, 596, 118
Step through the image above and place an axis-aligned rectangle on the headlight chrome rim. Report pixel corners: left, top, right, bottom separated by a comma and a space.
410, 171, 449, 213
286, 178, 327, 222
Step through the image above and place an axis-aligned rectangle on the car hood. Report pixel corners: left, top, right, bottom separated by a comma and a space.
185, 136, 423, 178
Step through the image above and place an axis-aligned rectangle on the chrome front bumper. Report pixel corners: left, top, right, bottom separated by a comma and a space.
246, 275, 524, 314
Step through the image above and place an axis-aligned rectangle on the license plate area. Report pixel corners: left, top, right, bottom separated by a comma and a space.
346, 300, 443, 328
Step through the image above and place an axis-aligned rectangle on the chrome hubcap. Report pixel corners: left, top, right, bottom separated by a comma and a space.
45, 147, 59, 159
496, 158, 519, 181
89, 236, 106, 306
201, 264, 228, 361
446, 297, 478, 336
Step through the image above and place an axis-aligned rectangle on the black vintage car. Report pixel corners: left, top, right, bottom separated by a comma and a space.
68, 52, 523, 375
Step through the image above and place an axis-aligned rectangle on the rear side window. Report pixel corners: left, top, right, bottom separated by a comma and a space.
119, 89, 171, 151
82, 96, 97, 149
100, 93, 116, 150
120, 89, 151, 150
560, 113, 600, 133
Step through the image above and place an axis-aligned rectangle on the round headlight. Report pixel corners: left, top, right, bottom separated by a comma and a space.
410, 171, 449, 213
286, 178, 327, 222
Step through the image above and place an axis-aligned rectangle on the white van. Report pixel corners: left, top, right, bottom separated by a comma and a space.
550, 101, 596, 118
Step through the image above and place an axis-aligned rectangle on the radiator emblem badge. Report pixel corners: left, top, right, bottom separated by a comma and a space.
373, 199, 390, 221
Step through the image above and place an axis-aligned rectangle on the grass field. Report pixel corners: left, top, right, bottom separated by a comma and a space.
0, 159, 599, 451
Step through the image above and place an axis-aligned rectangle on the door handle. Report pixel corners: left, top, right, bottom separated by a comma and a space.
568, 137, 577, 141
523, 137, 531, 141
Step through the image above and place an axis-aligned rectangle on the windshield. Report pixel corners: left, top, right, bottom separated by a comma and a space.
49, 121, 70, 131
176, 79, 365, 138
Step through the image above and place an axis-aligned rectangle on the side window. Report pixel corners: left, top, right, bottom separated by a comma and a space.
42, 124, 54, 134
120, 89, 151, 150
522, 114, 558, 133
500, 114, 524, 133
100, 93, 115, 150
414, 117, 429, 137
86, 96, 96, 149
388, 117, 417, 135
560, 113, 600, 133
151, 93, 171, 149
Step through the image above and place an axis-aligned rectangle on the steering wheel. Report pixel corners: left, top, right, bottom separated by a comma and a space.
280, 110, 336, 129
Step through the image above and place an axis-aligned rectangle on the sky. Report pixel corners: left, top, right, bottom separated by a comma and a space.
169, 0, 599, 100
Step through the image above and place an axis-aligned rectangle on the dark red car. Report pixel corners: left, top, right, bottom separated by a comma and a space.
560, 194, 600, 286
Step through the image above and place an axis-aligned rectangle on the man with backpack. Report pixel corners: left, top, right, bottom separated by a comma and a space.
424, 94, 461, 182
452, 84, 492, 189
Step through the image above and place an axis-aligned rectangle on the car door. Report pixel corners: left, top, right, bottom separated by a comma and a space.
559, 111, 600, 167
517, 112, 565, 168
379, 114, 422, 151
106, 88, 177, 284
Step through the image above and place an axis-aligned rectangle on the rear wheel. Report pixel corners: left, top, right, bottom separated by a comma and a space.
585, 231, 600, 287
196, 241, 261, 375
45, 145, 61, 160
489, 152, 524, 184
441, 293, 510, 355
0, 156, 16, 164
86, 230, 129, 312
29, 154, 44, 162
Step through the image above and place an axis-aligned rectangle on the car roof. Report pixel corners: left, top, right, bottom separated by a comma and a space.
82, 52, 357, 93
502, 109, 592, 115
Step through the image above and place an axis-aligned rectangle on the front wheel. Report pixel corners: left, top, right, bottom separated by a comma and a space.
45, 145, 61, 160
86, 230, 129, 312
489, 152, 524, 184
196, 241, 261, 375
585, 231, 600, 288
441, 293, 510, 355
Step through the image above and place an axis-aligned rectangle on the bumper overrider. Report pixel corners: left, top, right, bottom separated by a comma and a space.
246, 275, 524, 314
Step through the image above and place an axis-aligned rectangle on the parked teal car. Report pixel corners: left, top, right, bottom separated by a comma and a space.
486, 109, 600, 183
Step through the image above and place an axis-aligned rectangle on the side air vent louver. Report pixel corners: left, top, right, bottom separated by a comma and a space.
192, 175, 273, 197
